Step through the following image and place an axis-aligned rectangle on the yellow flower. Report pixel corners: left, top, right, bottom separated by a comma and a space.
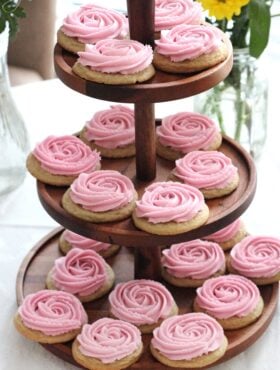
198, 0, 250, 21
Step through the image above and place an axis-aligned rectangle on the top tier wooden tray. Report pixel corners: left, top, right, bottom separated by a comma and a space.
54, 37, 233, 104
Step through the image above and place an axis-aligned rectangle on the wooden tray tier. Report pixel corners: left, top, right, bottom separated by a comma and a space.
37, 135, 256, 248
54, 38, 233, 104
16, 228, 278, 370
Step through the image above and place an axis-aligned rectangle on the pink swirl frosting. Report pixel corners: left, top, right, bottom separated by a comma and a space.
33, 135, 100, 175
85, 105, 135, 149
109, 279, 176, 325
155, 24, 223, 61
173, 151, 238, 189
162, 240, 225, 279
135, 181, 205, 223
69, 170, 135, 212
62, 4, 128, 43
63, 230, 111, 252
77, 318, 142, 363
230, 235, 280, 278
157, 112, 219, 153
155, 0, 203, 32
77, 39, 153, 74
196, 274, 261, 319
204, 218, 242, 243
51, 248, 107, 297
18, 290, 87, 335
151, 312, 225, 360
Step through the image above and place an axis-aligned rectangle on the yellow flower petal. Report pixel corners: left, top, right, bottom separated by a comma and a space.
198, 0, 250, 21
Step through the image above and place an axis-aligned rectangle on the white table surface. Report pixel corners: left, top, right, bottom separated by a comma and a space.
1, 14, 280, 368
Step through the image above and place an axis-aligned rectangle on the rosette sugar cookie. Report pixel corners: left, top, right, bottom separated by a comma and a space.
150, 312, 228, 368
162, 239, 226, 287
155, 0, 204, 37
108, 279, 178, 333
154, 23, 228, 73
156, 111, 222, 160
194, 274, 264, 329
72, 318, 143, 370
203, 218, 247, 251
227, 235, 280, 285
59, 229, 120, 258
72, 39, 155, 84
26, 135, 101, 186
171, 150, 239, 198
132, 181, 209, 235
46, 248, 115, 302
57, 4, 128, 53
80, 105, 135, 158
62, 170, 137, 222
14, 290, 88, 343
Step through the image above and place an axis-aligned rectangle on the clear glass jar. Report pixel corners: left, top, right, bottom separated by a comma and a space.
0, 25, 30, 195
194, 48, 268, 160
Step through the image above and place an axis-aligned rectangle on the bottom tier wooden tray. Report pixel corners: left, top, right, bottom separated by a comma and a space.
16, 228, 278, 369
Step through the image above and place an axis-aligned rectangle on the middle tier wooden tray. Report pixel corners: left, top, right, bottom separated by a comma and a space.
37, 135, 256, 248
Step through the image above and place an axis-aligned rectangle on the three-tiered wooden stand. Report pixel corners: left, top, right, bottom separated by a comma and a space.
16, 1, 278, 368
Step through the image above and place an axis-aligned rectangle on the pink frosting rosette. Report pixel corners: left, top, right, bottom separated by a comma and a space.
157, 112, 219, 153
63, 230, 111, 253
69, 170, 135, 212
32, 135, 100, 175
155, 24, 223, 61
162, 239, 225, 279
155, 0, 203, 32
230, 235, 280, 278
135, 181, 205, 224
173, 150, 238, 189
77, 318, 142, 363
85, 105, 135, 149
109, 279, 176, 325
204, 218, 242, 243
151, 312, 225, 361
77, 39, 154, 74
196, 274, 261, 319
62, 4, 128, 43
18, 290, 88, 335
51, 248, 107, 297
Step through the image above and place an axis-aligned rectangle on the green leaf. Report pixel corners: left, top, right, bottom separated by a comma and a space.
249, 0, 271, 58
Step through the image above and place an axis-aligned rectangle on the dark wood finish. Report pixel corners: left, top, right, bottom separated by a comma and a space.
134, 245, 162, 280
37, 136, 257, 248
16, 228, 279, 369
127, 0, 155, 47
54, 38, 233, 103
135, 102, 156, 180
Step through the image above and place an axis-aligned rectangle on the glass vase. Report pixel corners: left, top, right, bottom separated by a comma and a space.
0, 25, 30, 196
194, 48, 268, 160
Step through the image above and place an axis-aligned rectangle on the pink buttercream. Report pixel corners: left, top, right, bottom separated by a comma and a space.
204, 218, 242, 243
155, 24, 223, 61
157, 111, 219, 153
62, 4, 128, 43
151, 312, 225, 361
135, 181, 205, 224
162, 239, 225, 279
69, 170, 135, 212
77, 318, 142, 364
109, 279, 176, 325
230, 235, 280, 278
63, 230, 111, 252
173, 150, 238, 189
32, 135, 100, 176
155, 0, 204, 32
196, 274, 261, 319
51, 248, 107, 297
18, 290, 87, 335
77, 39, 153, 74
85, 105, 135, 149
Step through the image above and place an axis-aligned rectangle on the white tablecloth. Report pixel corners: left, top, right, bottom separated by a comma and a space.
1, 10, 280, 366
